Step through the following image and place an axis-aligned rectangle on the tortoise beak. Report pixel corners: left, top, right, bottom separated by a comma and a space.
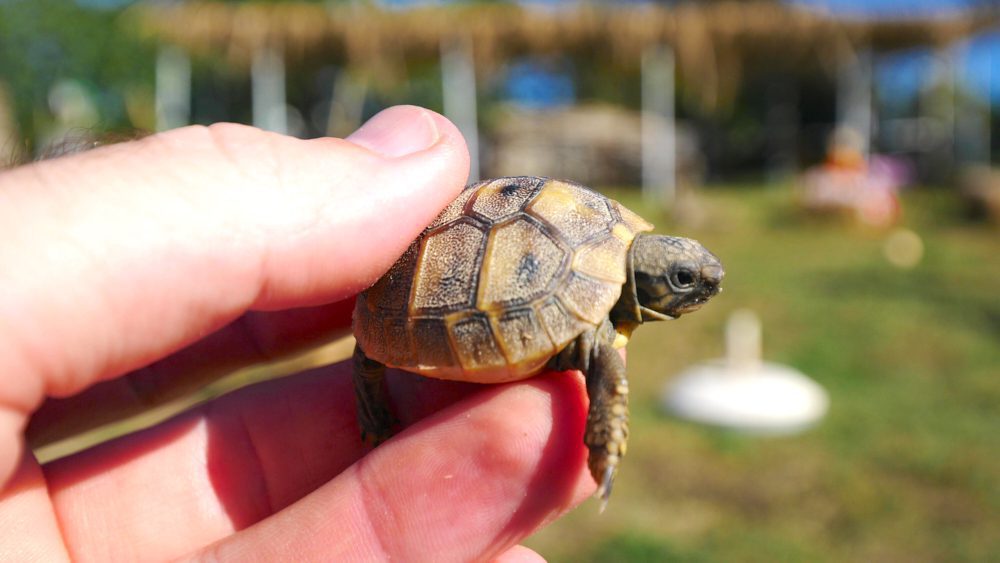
699, 263, 724, 300
701, 264, 724, 290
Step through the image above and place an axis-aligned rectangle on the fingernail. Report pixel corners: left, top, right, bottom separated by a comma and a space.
347, 106, 441, 158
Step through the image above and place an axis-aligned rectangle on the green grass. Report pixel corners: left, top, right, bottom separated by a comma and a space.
524, 185, 1000, 562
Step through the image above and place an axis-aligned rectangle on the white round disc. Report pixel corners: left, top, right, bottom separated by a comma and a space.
661, 361, 829, 434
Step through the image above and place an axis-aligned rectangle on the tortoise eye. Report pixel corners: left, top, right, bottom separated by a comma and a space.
672, 269, 695, 288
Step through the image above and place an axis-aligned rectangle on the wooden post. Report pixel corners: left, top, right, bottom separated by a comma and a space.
988, 48, 994, 166
989, 48, 994, 166
441, 36, 480, 182
252, 46, 287, 134
954, 44, 991, 165
766, 78, 800, 182
836, 49, 873, 158
641, 44, 676, 206
918, 47, 961, 177
155, 46, 191, 131
325, 70, 368, 138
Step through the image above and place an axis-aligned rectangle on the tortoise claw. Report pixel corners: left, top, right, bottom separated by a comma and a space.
360, 414, 398, 449
360, 428, 388, 449
357, 400, 397, 448
596, 465, 616, 513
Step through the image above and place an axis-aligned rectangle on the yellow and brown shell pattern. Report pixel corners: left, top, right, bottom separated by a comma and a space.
353, 177, 653, 383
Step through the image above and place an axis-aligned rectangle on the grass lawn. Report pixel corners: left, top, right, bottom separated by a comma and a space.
523, 184, 999, 562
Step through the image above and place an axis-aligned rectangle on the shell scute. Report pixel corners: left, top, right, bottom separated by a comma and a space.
538, 297, 587, 351
572, 236, 630, 284
411, 220, 486, 313
527, 179, 615, 245
448, 313, 506, 372
427, 185, 478, 229
479, 217, 566, 311
494, 307, 555, 370
382, 317, 414, 367
353, 298, 386, 360
470, 176, 545, 222
610, 200, 655, 234
365, 240, 419, 313
412, 317, 455, 368
557, 272, 622, 326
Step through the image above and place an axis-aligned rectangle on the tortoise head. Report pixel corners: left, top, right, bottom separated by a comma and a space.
615, 234, 724, 324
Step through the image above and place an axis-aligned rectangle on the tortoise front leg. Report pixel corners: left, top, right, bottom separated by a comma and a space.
352, 343, 397, 447
551, 321, 629, 510
583, 329, 629, 510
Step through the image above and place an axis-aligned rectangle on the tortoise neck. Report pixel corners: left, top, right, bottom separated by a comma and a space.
610, 235, 645, 329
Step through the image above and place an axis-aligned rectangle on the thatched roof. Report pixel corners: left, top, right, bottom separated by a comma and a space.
131, 1, 998, 110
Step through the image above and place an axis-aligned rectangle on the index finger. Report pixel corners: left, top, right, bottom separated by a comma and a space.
27, 298, 355, 447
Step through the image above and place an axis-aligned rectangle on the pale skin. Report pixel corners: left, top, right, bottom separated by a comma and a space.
0, 106, 596, 561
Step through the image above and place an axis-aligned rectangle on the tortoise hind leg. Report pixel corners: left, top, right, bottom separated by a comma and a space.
583, 327, 629, 511
352, 343, 397, 447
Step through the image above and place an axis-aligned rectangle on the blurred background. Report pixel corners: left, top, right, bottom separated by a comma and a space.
6, 0, 998, 561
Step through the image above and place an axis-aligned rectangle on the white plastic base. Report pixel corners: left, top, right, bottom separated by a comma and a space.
661, 360, 829, 435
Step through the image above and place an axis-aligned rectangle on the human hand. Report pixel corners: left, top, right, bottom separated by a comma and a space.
0, 106, 595, 561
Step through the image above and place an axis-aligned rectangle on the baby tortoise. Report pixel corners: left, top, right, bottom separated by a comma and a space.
353, 176, 723, 507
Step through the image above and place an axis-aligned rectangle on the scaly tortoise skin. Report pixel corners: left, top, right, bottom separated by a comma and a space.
352, 176, 723, 506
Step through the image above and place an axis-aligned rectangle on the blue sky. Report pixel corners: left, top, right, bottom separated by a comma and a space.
875, 30, 998, 105
794, 0, 998, 105
791, 0, 986, 18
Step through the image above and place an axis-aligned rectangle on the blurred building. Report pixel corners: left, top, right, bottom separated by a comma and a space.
2, 0, 996, 188
130, 1, 996, 190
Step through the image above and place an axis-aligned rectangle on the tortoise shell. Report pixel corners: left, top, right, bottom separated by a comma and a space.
353, 176, 653, 383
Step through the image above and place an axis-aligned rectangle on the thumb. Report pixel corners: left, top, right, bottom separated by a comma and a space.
0, 105, 469, 485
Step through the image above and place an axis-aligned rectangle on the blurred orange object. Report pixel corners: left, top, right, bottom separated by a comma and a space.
799, 127, 903, 228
